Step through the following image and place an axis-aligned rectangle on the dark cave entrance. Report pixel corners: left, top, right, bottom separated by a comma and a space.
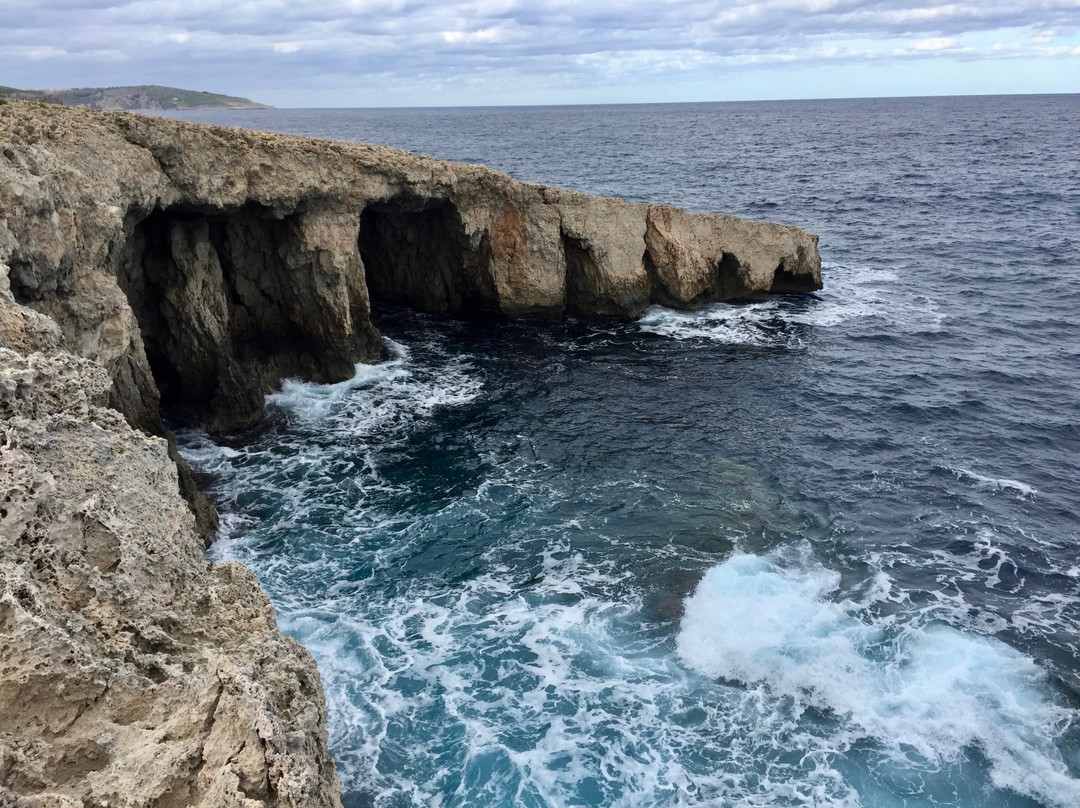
358, 196, 499, 318
769, 247, 819, 294
562, 232, 602, 318
119, 204, 296, 428
119, 203, 371, 434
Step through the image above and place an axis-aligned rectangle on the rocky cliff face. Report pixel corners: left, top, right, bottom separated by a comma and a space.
0, 99, 821, 806
0, 100, 819, 434
0, 264, 341, 808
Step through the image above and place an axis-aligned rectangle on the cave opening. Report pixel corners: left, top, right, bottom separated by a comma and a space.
358, 196, 499, 319
119, 203, 296, 430
119, 202, 372, 436
717, 252, 751, 300
769, 247, 819, 294
562, 232, 601, 318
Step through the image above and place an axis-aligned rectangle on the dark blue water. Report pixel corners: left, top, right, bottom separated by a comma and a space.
170, 96, 1080, 807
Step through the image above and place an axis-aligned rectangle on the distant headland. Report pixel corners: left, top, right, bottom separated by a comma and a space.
0, 83, 271, 110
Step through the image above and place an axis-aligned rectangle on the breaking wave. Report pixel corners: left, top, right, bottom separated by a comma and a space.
678, 549, 1080, 808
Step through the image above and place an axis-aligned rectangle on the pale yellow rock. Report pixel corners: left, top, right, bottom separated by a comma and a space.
0, 347, 341, 807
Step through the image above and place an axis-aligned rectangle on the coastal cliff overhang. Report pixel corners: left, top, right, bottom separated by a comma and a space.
0, 99, 821, 435
358, 193, 501, 319
118, 201, 379, 432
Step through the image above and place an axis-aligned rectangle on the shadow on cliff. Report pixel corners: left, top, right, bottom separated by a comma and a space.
119, 202, 379, 435
359, 194, 502, 320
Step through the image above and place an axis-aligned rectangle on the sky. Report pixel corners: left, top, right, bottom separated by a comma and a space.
1, 1, 1078, 107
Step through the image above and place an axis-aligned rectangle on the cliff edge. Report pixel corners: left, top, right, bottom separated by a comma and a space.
0, 99, 821, 806
0, 266, 341, 807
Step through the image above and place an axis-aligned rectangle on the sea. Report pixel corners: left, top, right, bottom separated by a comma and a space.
162, 95, 1080, 808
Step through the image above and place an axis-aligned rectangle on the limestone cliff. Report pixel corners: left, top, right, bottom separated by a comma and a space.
0, 100, 819, 434
0, 99, 821, 807
0, 264, 341, 807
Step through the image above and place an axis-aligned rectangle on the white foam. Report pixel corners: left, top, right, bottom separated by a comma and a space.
266, 338, 413, 422
192, 334, 483, 572
264, 338, 482, 449
954, 467, 1038, 497
214, 511, 253, 543
677, 550, 1080, 808
271, 532, 883, 806
173, 427, 241, 471
798, 261, 946, 333
638, 262, 945, 345
638, 300, 790, 346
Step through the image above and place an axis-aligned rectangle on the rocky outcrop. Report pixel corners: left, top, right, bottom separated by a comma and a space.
0, 264, 340, 807
0, 100, 819, 434
0, 99, 821, 807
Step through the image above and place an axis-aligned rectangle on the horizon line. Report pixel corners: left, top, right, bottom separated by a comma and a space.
167, 89, 1079, 112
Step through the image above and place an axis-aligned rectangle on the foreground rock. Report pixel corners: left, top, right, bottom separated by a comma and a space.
0, 100, 821, 806
0, 266, 340, 807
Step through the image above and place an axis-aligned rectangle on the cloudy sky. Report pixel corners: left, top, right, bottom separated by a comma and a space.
2, 1, 1078, 106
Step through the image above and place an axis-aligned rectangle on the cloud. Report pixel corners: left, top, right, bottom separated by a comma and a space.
441, 27, 505, 45
0, 1, 1077, 103
911, 36, 960, 51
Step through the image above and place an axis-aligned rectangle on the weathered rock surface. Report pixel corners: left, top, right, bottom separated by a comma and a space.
0, 99, 821, 807
0, 263, 341, 807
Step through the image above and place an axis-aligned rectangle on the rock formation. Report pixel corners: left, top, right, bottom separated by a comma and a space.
0, 265, 340, 808
0, 99, 821, 806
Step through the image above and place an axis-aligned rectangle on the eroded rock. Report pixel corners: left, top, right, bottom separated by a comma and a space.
1, 100, 820, 434
0, 317, 340, 808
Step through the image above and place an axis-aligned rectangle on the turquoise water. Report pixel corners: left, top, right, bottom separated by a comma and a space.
174, 96, 1080, 806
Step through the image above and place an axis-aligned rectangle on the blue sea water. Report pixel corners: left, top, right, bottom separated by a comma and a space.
167, 96, 1080, 807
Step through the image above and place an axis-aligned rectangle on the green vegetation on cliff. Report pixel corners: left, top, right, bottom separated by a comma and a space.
0, 84, 270, 110
0, 85, 65, 104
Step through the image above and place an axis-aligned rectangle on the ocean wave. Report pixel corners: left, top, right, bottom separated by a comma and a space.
637, 262, 946, 346
953, 467, 1038, 497
637, 299, 795, 346
677, 549, 1080, 808
266, 338, 414, 422
193, 334, 484, 559
283, 542, 866, 808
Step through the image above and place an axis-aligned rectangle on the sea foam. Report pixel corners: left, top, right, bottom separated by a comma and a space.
953, 467, 1038, 497
638, 262, 945, 345
677, 550, 1080, 808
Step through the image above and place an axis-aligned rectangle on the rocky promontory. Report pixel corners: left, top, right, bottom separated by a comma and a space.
0, 100, 821, 806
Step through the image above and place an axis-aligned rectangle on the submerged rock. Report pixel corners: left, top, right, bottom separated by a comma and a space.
0, 99, 821, 806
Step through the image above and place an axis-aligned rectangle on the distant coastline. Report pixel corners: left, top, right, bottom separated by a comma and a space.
0, 83, 271, 110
